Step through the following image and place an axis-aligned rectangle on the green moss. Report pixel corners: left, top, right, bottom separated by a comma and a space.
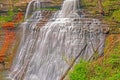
111, 10, 120, 22
69, 36, 120, 80
69, 60, 88, 80
37, 7, 60, 11
0, 10, 17, 27
108, 73, 120, 80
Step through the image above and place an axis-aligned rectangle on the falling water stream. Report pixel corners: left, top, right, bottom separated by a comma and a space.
8, 0, 106, 80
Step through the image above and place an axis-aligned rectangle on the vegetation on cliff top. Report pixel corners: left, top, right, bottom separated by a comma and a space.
82, 0, 120, 33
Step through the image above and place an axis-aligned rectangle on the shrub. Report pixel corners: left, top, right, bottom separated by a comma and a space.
111, 10, 120, 22
108, 73, 120, 80
69, 60, 88, 80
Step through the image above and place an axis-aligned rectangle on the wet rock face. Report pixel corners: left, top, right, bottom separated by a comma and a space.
10, 14, 106, 80
9, 0, 107, 80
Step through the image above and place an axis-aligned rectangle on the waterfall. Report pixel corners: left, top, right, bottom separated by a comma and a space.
9, 0, 106, 80
58, 0, 80, 18
25, 0, 41, 20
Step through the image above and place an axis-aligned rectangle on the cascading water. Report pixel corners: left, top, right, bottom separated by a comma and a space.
25, 0, 41, 20
8, 0, 42, 80
58, 0, 80, 18
9, 0, 106, 80
9, 10, 42, 79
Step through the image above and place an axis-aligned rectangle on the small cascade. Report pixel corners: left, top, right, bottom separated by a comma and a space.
25, 0, 41, 20
9, 0, 106, 80
58, 0, 80, 18
9, 11, 42, 80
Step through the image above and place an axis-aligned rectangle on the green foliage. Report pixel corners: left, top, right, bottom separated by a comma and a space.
108, 73, 120, 80
0, 10, 17, 28
69, 60, 88, 80
82, 0, 97, 7
90, 41, 120, 80
0, 10, 17, 27
0, 10, 15, 22
38, 7, 60, 11
103, 0, 120, 16
89, 67, 111, 80
111, 10, 120, 22
6, 10, 15, 21
69, 39, 120, 80
82, 0, 120, 33
102, 0, 120, 23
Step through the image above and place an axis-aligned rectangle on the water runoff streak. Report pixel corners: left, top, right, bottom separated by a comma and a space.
9, 0, 106, 80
